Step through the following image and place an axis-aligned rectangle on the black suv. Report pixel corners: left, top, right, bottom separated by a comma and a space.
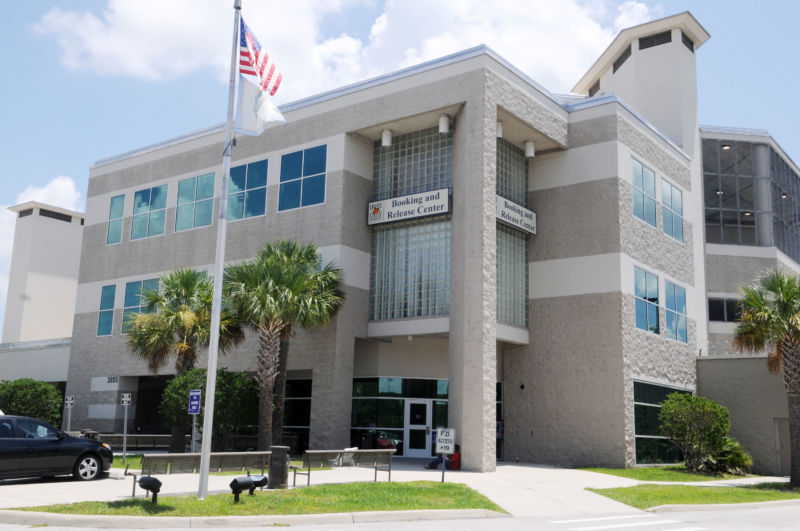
0, 416, 113, 481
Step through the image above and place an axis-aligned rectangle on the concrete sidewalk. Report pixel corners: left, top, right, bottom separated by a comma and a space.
0, 460, 791, 528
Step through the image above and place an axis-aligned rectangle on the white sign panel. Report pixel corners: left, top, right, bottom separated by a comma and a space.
368, 188, 449, 225
121, 392, 132, 406
496, 195, 536, 234
64, 395, 74, 408
435, 428, 456, 455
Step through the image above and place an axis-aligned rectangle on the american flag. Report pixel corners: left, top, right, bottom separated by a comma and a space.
239, 17, 282, 96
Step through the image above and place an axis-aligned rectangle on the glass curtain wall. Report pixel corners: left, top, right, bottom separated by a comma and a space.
496, 139, 529, 328
369, 127, 453, 321
771, 150, 800, 263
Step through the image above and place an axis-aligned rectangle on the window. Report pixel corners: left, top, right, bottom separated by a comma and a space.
372, 128, 452, 201
662, 180, 684, 242
370, 217, 450, 320
279, 145, 326, 211
613, 44, 631, 73
708, 298, 740, 322
635, 267, 659, 334
228, 159, 267, 220
665, 281, 687, 343
283, 379, 312, 455
39, 209, 71, 223
632, 158, 656, 226
588, 80, 600, 97
18, 208, 33, 218
16, 418, 59, 439
107, 194, 125, 244
176, 173, 214, 231
97, 285, 116, 336
681, 31, 694, 52
122, 278, 159, 333
131, 185, 167, 240
634, 381, 689, 464
497, 224, 528, 327
639, 30, 672, 50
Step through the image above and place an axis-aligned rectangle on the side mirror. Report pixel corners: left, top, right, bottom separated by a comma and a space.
56, 430, 66, 439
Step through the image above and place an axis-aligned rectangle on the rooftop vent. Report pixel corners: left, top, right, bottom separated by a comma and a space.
639, 30, 672, 51
612, 45, 631, 73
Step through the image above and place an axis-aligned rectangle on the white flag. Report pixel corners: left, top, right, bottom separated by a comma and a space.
235, 76, 285, 136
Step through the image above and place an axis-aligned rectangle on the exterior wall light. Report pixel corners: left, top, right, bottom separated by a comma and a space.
439, 115, 450, 134
496, 121, 503, 139
525, 140, 536, 158
382, 129, 392, 148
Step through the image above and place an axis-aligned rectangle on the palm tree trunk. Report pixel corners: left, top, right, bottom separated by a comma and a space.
781, 339, 800, 486
271, 327, 291, 446
256, 323, 282, 450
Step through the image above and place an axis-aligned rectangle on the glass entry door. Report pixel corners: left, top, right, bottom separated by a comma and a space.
404, 399, 431, 458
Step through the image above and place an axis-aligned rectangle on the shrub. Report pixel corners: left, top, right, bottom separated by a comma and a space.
160, 368, 258, 451
0, 378, 63, 426
659, 392, 730, 471
702, 436, 753, 475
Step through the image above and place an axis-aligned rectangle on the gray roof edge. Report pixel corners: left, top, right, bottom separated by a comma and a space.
0, 337, 72, 351
93, 45, 571, 168
567, 95, 690, 161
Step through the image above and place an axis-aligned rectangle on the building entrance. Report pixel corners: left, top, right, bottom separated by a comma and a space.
404, 399, 432, 458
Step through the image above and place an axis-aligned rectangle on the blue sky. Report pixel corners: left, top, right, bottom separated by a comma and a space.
0, 0, 798, 333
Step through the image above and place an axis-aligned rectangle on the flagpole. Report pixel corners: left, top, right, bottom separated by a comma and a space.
198, 0, 241, 500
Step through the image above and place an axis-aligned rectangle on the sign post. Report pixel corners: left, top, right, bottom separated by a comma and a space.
435, 428, 456, 483
120, 392, 132, 465
188, 389, 201, 453
64, 395, 74, 432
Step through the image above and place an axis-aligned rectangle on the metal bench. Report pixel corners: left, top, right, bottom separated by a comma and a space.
124, 451, 271, 496
290, 448, 395, 486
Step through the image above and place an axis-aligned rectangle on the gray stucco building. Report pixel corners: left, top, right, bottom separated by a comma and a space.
0, 11, 787, 473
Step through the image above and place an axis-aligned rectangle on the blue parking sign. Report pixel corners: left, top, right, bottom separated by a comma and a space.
188, 389, 201, 415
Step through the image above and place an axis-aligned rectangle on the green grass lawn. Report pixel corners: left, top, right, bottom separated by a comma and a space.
580, 466, 740, 482
20, 481, 503, 517
588, 482, 800, 509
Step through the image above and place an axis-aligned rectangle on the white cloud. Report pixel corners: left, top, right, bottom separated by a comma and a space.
0, 177, 84, 341
34, 0, 659, 98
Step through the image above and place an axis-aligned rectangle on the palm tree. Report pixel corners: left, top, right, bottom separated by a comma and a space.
225, 241, 343, 450
127, 268, 244, 451
733, 269, 800, 486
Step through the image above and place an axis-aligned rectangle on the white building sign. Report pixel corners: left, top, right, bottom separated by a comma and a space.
435, 428, 456, 454
496, 195, 536, 234
368, 188, 449, 225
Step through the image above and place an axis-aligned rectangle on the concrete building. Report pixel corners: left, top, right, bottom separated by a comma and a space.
60, 12, 715, 471
2, 11, 794, 473
0, 201, 83, 392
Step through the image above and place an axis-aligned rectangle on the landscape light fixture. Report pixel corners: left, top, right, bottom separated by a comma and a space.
381, 129, 392, 148
230, 475, 268, 503
525, 140, 536, 158
496, 121, 503, 139
439, 115, 450, 134
138, 476, 162, 504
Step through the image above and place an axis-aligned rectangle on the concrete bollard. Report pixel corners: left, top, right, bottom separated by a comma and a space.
268, 445, 290, 489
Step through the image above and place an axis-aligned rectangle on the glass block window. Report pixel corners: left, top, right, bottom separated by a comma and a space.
278, 146, 326, 211
372, 128, 452, 201
634, 381, 690, 464
131, 185, 167, 240
662, 180, 684, 242
634, 267, 659, 334
665, 281, 687, 343
496, 139, 527, 205
497, 224, 528, 327
632, 158, 656, 227
107, 194, 124, 245
228, 159, 267, 220
97, 285, 115, 336
176, 173, 214, 231
370, 217, 450, 320
122, 278, 159, 333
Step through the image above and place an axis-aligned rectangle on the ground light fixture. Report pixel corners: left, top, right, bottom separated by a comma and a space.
230, 475, 268, 502
138, 476, 162, 504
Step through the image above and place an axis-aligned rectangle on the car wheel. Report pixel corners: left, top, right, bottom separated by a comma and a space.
73, 454, 101, 481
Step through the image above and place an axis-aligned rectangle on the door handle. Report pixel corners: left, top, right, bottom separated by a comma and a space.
426, 426, 430, 435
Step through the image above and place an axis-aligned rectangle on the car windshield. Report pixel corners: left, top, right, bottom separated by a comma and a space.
16, 419, 58, 439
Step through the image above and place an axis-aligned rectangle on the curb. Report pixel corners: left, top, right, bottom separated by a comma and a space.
0, 508, 506, 528
648, 499, 800, 512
